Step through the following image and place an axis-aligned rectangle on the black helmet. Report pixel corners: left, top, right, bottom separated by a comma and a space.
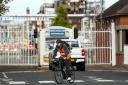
56, 39, 61, 44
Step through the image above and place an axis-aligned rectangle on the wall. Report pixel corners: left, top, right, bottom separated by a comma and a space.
120, 16, 128, 25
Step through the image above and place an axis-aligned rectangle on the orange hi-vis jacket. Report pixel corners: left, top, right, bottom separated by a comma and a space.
59, 47, 71, 61
59, 48, 65, 56
53, 43, 70, 59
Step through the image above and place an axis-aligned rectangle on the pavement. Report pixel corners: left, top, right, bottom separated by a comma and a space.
0, 65, 128, 73
0, 66, 48, 73
86, 65, 128, 72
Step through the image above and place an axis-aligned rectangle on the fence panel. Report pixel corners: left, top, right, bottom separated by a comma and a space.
0, 17, 39, 66
83, 31, 112, 65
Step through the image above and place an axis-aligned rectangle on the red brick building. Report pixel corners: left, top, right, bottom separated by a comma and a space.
96, 0, 128, 65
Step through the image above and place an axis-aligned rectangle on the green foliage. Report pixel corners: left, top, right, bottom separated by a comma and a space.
52, 4, 71, 28
0, 0, 12, 16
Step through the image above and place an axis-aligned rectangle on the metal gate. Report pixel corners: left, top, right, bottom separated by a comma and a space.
0, 16, 42, 65
83, 30, 112, 65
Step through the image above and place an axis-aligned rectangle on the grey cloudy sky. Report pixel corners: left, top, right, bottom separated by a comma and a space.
6, 0, 119, 15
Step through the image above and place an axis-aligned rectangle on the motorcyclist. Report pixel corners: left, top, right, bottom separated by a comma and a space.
53, 39, 72, 81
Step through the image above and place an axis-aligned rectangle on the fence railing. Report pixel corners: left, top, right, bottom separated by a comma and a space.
83, 31, 112, 65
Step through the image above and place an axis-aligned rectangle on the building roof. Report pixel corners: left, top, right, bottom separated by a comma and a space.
44, 26, 71, 29
97, 0, 128, 19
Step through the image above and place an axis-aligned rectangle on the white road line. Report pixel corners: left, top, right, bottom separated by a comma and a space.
74, 80, 85, 82
2, 72, 8, 78
38, 80, 85, 84
9, 81, 26, 85
4, 71, 42, 74
38, 81, 55, 83
96, 80, 114, 82
95, 79, 128, 83
125, 80, 128, 82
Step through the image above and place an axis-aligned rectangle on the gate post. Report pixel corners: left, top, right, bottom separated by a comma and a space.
39, 29, 46, 66
111, 21, 116, 66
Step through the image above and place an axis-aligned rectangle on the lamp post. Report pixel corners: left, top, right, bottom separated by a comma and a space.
100, 0, 104, 30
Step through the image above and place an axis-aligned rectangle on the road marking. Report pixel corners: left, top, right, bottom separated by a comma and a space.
88, 70, 128, 72
96, 80, 114, 82
2, 72, 8, 78
4, 71, 45, 74
125, 80, 128, 82
38, 80, 85, 83
38, 81, 55, 83
9, 81, 26, 85
93, 78, 128, 83
4, 79, 128, 84
75, 80, 85, 82
86, 76, 128, 83
95, 79, 128, 83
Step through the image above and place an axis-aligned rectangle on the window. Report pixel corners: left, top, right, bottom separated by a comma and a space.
65, 40, 79, 48
71, 41, 79, 47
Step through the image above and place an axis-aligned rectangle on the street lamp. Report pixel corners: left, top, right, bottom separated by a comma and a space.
100, 0, 104, 29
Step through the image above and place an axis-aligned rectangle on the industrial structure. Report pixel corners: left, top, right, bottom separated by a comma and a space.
0, 0, 121, 66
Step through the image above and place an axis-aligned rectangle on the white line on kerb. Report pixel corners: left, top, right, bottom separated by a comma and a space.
2, 72, 8, 78
9, 81, 26, 84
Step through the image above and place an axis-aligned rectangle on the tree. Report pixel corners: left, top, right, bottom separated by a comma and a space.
51, 4, 71, 28
0, 0, 12, 16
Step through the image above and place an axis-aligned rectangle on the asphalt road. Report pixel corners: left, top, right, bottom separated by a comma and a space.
0, 70, 128, 85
